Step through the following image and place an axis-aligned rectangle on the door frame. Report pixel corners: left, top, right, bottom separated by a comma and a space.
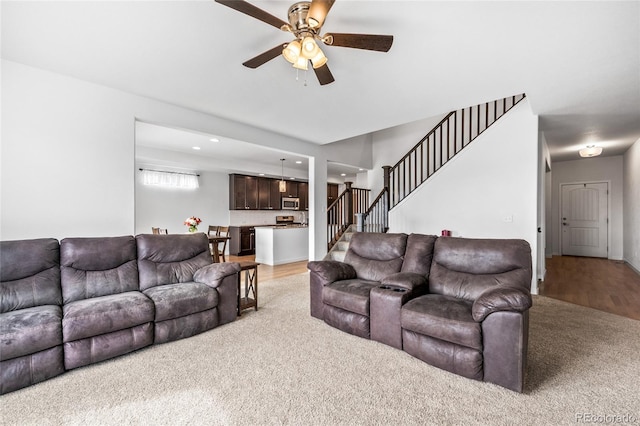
559, 180, 611, 258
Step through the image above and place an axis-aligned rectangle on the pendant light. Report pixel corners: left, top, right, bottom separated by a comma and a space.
279, 159, 287, 192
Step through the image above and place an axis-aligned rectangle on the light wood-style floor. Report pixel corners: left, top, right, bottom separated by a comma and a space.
226, 254, 640, 321
226, 255, 308, 282
540, 256, 640, 321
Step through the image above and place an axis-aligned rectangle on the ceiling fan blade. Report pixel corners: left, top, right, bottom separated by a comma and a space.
324, 33, 393, 52
313, 64, 335, 85
307, 0, 335, 29
242, 44, 286, 69
215, 0, 288, 30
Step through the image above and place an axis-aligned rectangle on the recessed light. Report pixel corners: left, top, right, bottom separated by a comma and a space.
341, 173, 346, 177
359, 168, 364, 171
192, 146, 201, 150
259, 173, 265, 176
295, 160, 302, 164
209, 138, 219, 142
290, 177, 295, 180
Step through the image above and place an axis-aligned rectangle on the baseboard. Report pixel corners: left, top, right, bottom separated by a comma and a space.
625, 260, 640, 276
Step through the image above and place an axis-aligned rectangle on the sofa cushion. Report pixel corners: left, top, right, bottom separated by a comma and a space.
401, 233, 437, 276
401, 294, 482, 350
344, 233, 407, 282
429, 237, 532, 301
323, 279, 379, 316
0, 305, 62, 360
62, 291, 154, 342
136, 234, 212, 291
1, 239, 61, 313
60, 236, 139, 303
143, 282, 218, 322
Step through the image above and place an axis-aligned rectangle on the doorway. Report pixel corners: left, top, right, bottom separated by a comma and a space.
560, 182, 608, 258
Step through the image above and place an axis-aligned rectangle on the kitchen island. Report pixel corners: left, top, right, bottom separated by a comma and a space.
254, 226, 309, 266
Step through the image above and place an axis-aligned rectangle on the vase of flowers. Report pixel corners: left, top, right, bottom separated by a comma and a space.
184, 216, 202, 233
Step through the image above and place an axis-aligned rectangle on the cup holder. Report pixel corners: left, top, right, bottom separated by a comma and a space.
379, 285, 406, 293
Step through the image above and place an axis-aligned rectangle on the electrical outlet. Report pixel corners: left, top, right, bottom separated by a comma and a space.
503, 215, 513, 223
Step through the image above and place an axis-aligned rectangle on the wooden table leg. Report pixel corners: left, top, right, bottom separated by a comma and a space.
211, 242, 220, 263
237, 271, 241, 316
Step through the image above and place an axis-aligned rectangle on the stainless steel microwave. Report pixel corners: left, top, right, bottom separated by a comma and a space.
282, 197, 299, 210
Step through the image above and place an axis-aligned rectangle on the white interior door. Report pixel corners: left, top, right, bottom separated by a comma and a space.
561, 182, 608, 257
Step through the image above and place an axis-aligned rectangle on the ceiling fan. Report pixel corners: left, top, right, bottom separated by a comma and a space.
215, 0, 394, 85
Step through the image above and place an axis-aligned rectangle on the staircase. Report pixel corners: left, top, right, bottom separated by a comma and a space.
325, 94, 527, 255
326, 183, 369, 251
324, 224, 356, 261
363, 94, 527, 232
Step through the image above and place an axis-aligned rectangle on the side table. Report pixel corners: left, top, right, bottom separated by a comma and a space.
237, 261, 260, 316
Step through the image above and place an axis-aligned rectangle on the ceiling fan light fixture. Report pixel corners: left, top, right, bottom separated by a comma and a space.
579, 145, 603, 158
282, 40, 301, 64
301, 36, 320, 59
293, 56, 309, 70
310, 50, 327, 68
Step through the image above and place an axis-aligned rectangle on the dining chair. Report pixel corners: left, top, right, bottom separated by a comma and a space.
151, 227, 168, 235
207, 225, 219, 237
216, 226, 230, 263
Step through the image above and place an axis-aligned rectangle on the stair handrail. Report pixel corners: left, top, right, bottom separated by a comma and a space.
388, 94, 526, 208
326, 183, 370, 250
361, 94, 526, 233
362, 187, 389, 233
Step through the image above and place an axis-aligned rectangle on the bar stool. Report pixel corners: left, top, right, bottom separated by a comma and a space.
237, 261, 260, 316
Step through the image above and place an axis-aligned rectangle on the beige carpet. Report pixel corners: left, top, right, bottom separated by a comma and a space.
1, 273, 639, 425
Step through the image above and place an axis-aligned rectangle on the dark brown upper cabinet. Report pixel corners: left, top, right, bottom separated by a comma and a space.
258, 177, 281, 210
229, 174, 258, 210
298, 182, 309, 211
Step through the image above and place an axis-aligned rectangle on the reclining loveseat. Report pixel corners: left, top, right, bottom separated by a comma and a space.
0, 233, 240, 394
308, 232, 533, 392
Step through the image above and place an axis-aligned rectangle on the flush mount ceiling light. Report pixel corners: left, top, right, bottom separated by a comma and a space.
579, 145, 603, 158
279, 159, 287, 192
215, 0, 394, 85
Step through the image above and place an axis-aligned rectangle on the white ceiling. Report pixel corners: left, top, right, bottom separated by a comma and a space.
2, 1, 639, 169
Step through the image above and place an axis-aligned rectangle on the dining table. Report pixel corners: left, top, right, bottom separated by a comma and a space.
207, 235, 231, 263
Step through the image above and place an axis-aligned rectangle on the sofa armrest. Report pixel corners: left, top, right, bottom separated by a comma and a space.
307, 261, 356, 285
472, 286, 532, 322
381, 272, 427, 292
193, 262, 241, 288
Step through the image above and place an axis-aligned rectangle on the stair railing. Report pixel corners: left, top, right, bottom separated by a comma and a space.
389, 94, 526, 208
327, 182, 370, 250
363, 94, 526, 232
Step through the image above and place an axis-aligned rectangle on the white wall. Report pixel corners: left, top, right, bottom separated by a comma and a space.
550, 156, 624, 260
2, 60, 357, 260
369, 113, 447, 196
623, 138, 640, 272
1, 60, 135, 240
388, 99, 539, 293
134, 167, 229, 235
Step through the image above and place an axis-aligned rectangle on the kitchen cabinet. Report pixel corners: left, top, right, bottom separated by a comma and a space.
284, 181, 298, 198
327, 183, 339, 206
229, 174, 258, 210
229, 226, 255, 255
229, 174, 308, 211
298, 182, 308, 211
258, 177, 281, 210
